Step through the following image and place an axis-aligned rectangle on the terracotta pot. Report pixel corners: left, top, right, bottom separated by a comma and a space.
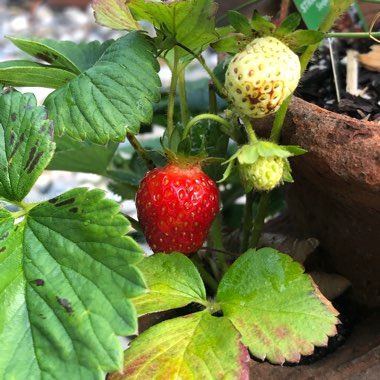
260, 97, 380, 308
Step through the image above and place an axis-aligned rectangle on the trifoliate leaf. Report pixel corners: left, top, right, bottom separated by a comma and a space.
133, 252, 207, 316
0, 188, 145, 379
0, 89, 55, 202
128, 0, 219, 58
0, 60, 76, 88
92, 0, 141, 31
44, 32, 161, 144
108, 311, 250, 380
217, 248, 339, 364
6, 36, 114, 74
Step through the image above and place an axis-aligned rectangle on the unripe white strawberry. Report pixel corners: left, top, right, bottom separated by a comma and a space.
239, 156, 285, 192
225, 36, 301, 118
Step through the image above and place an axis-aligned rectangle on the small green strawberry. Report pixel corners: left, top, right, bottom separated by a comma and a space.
220, 141, 306, 192
225, 36, 301, 118
239, 156, 285, 192
135, 163, 219, 254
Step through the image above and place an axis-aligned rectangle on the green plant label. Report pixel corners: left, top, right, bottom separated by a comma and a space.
293, 0, 330, 30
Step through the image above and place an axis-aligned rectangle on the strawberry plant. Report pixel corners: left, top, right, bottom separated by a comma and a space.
0, 0, 358, 379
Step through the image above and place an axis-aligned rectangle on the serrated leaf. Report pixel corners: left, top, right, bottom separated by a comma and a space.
276, 13, 302, 36
48, 134, 118, 174
283, 30, 325, 50
0, 188, 145, 379
217, 248, 339, 364
109, 311, 249, 380
0, 90, 55, 202
0, 60, 76, 88
6, 36, 114, 73
92, 0, 141, 31
228, 11, 252, 36
129, 0, 218, 57
44, 32, 161, 144
133, 252, 207, 316
250, 11, 276, 34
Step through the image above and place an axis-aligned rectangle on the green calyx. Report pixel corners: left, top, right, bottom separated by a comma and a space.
220, 141, 306, 192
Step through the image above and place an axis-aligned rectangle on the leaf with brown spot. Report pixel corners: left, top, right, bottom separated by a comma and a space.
217, 248, 339, 364
0, 90, 55, 202
0, 188, 145, 379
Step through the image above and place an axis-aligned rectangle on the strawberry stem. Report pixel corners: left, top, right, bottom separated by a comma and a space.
325, 32, 380, 38
241, 116, 258, 143
182, 113, 234, 140
178, 66, 190, 126
176, 42, 226, 97
167, 47, 180, 139
126, 133, 155, 170
191, 255, 219, 293
249, 0, 354, 249
241, 190, 255, 253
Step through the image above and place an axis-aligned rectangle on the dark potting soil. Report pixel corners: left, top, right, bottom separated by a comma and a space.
297, 38, 380, 122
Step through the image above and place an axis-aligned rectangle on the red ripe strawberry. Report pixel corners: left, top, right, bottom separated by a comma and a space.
135, 164, 219, 254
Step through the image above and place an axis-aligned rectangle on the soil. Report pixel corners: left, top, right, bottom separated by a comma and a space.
298, 38, 380, 122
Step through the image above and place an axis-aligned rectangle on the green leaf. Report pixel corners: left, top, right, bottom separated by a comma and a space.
228, 11, 252, 36
129, 0, 218, 57
0, 89, 55, 202
276, 13, 302, 36
48, 134, 118, 174
217, 248, 339, 364
250, 11, 276, 34
44, 32, 161, 144
92, 0, 141, 31
133, 252, 207, 316
108, 311, 249, 380
0, 60, 76, 88
283, 29, 325, 50
0, 188, 145, 379
6, 36, 114, 73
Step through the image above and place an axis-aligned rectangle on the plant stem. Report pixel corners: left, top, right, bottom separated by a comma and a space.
126, 133, 155, 170
209, 81, 218, 114
326, 31, 380, 38
178, 67, 190, 126
241, 115, 258, 143
249, 192, 270, 248
191, 255, 219, 293
208, 214, 228, 278
240, 190, 254, 252
246, 1, 354, 249
182, 113, 233, 140
167, 47, 180, 139
176, 42, 226, 97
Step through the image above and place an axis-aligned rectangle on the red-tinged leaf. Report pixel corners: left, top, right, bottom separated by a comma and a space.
108, 311, 250, 380
217, 248, 339, 364
92, 0, 140, 31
